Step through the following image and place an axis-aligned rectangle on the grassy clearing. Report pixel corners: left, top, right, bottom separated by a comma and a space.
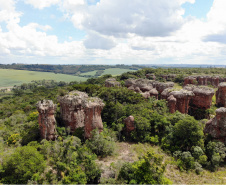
97, 142, 226, 184
102, 68, 136, 76
0, 69, 87, 88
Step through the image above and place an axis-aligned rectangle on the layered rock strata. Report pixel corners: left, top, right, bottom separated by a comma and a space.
204, 107, 226, 144
57, 91, 105, 138
216, 82, 226, 107
37, 100, 57, 140
105, 78, 121, 87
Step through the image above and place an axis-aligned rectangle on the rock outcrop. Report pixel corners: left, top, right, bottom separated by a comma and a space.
184, 76, 226, 87
125, 78, 174, 99
149, 88, 158, 99
105, 78, 121, 87
124, 115, 135, 133
167, 95, 177, 113
37, 100, 57, 141
184, 85, 215, 109
204, 107, 226, 144
169, 90, 194, 114
146, 74, 156, 80
216, 82, 226, 107
57, 91, 105, 138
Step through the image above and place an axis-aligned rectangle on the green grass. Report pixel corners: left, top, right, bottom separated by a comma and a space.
0, 69, 88, 88
102, 68, 136, 76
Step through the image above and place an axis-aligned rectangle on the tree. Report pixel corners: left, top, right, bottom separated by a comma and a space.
0, 146, 46, 184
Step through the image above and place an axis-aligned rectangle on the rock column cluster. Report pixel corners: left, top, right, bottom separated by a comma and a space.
36, 100, 57, 141
184, 76, 226, 87
57, 91, 105, 138
105, 78, 121, 87
37, 91, 105, 140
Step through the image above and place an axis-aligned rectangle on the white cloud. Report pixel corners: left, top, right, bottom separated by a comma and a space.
23, 0, 60, 9
84, 32, 116, 50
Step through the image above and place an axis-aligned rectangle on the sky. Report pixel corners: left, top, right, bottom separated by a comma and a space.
1, 0, 226, 65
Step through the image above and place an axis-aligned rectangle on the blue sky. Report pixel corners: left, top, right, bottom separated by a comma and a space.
0, 0, 226, 65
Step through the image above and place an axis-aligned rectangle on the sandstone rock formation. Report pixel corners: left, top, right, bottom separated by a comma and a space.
155, 82, 174, 94
57, 91, 105, 138
204, 107, 226, 144
37, 100, 57, 141
105, 78, 121, 87
216, 82, 226, 107
184, 76, 226, 87
149, 88, 158, 99
169, 90, 194, 114
167, 95, 177, 113
184, 85, 215, 109
124, 115, 135, 133
146, 73, 156, 80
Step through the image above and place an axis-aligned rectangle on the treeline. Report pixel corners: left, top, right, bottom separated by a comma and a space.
0, 64, 141, 75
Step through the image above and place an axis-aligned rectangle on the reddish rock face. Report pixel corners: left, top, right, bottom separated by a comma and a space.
37, 100, 57, 141
169, 90, 194, 114
167, 95, 177, 113
204, 107, 226, 144
216, 82, 226, 107
124, 116, 135, 132
105, 78, 121, 87
184, 85, 215, 109
184, 76, 197, 86
57, 91, 105, 138
184, 76, 225, 87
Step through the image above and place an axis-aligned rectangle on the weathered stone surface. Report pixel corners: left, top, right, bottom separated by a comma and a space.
216, 82, 226, 107
204, 107, 226, 144
149, 88, 158, 99
184, 76, 225, 87
57, 91, 105, 138
155, 82, 174, 94
184, 76, 197, 86
141, 91, 150, 99
169, 90, 194, 114
125, 78, 153, 92
37, 100, 57, 141
134, 87, 142, 93
124, 116, 135, 132
160, 74, 176, 81
184, 85, 215, 109
167, 95, 177, 113
105, 78, 121, 87
161, 88, 173, 100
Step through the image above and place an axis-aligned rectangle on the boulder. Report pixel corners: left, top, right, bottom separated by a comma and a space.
37, 100, 57, 141
204, 107, 226, 144
57, 91, 105, 138
105, 78, 121, 87
124, 116, 135, 132
216, 82, 226, 107
141, 91, 150, 99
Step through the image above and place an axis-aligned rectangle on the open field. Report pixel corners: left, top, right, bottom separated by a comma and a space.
79, 70, 98, 76
0, 69, 88, 88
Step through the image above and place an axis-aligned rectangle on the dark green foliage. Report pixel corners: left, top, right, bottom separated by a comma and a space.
118, 150, 172, 184
205, 141, 226, 171
167, 116, 204, 152
86, 129, 116, 157
0, 146, 46, 184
